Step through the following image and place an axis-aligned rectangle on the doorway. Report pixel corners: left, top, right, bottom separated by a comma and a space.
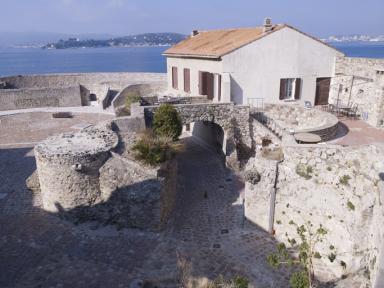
315, 77, 331, 105
199, 71, 215, 100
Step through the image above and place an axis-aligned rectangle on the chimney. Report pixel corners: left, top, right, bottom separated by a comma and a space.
263, 18, 273, 33
191, 30, 199, 37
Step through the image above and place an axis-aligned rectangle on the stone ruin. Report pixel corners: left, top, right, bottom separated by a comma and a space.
34, 123, 178, 230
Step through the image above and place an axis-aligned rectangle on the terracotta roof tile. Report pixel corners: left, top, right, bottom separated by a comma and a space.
163, 25, 286, 59
163, 24, 342, 59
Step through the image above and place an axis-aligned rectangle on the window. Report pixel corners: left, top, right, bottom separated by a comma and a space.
172, 67, 178, 90
183, 68, 190, 93
279, 78, 301, 100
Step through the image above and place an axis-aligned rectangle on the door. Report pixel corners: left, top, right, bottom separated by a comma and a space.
199, 71, 215, 100
315, 77, 331, 105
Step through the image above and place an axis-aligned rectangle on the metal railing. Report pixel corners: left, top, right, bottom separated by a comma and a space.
248, 97, 265, 111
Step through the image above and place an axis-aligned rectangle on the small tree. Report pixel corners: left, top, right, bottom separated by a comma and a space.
153, 104, 182, 140
267, 220, 335, 288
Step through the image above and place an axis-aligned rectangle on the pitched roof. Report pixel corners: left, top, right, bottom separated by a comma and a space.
163, 25, 285, 59
163, 24, 342, 59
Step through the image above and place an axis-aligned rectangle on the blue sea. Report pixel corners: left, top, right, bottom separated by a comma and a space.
0, 43, 383, 77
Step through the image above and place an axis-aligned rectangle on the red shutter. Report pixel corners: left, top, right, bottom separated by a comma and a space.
198, 71, 203, 95
206, 73, 214, 100
172, 67, 178, 90
295, 78, 302, 100
279, 79, 287, 100
184, 68, 190, 93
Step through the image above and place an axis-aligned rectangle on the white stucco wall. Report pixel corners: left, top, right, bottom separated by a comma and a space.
222, 27, 343, 105
166, 27, 343, 106
166, 57, 224, 101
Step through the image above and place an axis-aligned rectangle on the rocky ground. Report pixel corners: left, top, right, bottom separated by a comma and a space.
0, 133, 297, 288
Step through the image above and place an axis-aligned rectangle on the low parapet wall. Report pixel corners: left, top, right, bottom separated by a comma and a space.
0, 72, 167, 90
0, 72, 167, 111
0, 86, 83, 110
253, 104, 339, 141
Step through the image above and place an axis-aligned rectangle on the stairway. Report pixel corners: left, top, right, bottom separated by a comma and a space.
250, 111, 284, 139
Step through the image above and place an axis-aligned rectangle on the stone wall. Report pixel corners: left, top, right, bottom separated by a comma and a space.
112, 82, 167, 111
329, 56, 384, 128
35, 125, 119, 212
244, 143, 384, 285
145, 103, 253, 168
34, 121, 179, 231
0, 73, 167, 111
0, 73, 167, 90
0, 86, 83, 110
252, 104, 339, 141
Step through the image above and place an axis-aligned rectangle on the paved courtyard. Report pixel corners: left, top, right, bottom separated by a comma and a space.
0, 111, 113, 148
329, 118, 384, 146
0, 123, 293, 288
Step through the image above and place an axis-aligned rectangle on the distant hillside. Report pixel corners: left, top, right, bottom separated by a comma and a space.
43, 33, 186, 49
323, 34, 384, 43
0, 31, 115, 47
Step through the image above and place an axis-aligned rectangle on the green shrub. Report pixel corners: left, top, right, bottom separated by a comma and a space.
232, 276, 249, 288
347, 201, 355, 211
295, 164, 313, 180
125, 91, 141, 115
289, 271, 309, 288
206, 276, 249, 288
132, 130, 174, 166
339, 175, 351, 186
153, 104, 182, 140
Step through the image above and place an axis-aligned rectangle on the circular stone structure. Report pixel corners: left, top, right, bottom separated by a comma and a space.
35, 125, 118, 212
262, 104, 339, 141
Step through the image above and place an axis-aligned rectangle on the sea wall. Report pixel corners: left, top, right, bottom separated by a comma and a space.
245, 143, 384, 285
329, 56, 384, 128
0, 73, 167, 111
0, 86, 83, 110
0, 73, 167, 90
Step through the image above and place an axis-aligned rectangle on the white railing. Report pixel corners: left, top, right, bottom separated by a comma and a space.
248, 97, 264, 111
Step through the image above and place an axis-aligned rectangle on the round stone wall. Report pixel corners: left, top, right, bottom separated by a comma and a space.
35, 125, 118, 212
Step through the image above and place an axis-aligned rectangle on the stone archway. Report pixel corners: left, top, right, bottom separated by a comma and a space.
144, 103, 254, 169
191, 120, 225, 154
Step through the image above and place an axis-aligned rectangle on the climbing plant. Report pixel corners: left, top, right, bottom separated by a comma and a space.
267, 220, 336, 288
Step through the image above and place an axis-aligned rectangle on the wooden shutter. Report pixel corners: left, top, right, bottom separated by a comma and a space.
184, 68, 190, 93
279, 79, 287, 100
198, 71, 203, 95
199, 71, 208, 95
294, 78, 302, 100
172, 67, 178, 89
217, 74, 222, 102
206, 73, 214, 100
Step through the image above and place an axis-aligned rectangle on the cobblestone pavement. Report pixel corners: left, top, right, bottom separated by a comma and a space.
0, 136, 291, 288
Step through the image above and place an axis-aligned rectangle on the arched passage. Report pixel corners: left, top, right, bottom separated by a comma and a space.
191, 121, 225, 154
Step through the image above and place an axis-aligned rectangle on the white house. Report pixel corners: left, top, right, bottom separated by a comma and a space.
163, 19, 344, 106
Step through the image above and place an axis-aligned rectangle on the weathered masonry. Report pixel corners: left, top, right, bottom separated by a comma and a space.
329, 56, 384, 128
0, 73, 167, 111
144, 103, 253, 166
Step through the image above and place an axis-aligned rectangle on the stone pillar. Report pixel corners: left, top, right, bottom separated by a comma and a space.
35, 126, 118, 212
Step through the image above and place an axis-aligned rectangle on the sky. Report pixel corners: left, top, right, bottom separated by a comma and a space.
1, 0, 383, 37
